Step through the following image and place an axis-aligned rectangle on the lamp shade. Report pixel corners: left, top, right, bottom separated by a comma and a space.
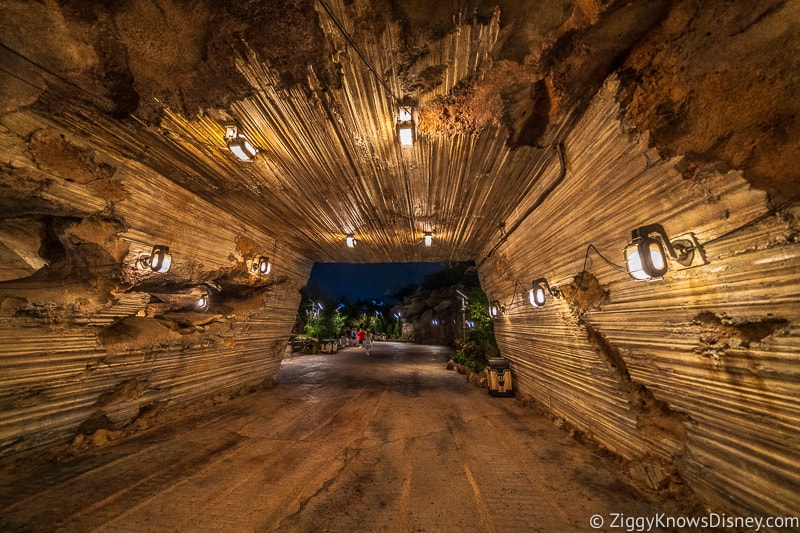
529, 285, 547, 307
225, 126, 257, 162
149, 245, 172, 273
625, 237, 667, 280
258, 256, 271, 275
396, 106, 415, 147
346, 235, 357, 248
424, 233, 433, 247
398, 126, 414, 147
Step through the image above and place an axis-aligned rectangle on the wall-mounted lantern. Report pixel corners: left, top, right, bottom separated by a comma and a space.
396, 106, 416, 148
529, 278, 560, 308
149, 285, 210, 311
624, 223, 701, 281
196, 289, 210, 311
248, 255, 271, 276
224, 125, 257, 162
489, 300, 505, 318
346, 235, 357, 248
424, 232, 433, 247
137, 245, 172, 273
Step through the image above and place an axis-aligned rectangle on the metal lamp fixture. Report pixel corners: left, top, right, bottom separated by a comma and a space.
489, 300, 505, 318
396, 106, 416, 148
149, 285, 209, 311
137, 245, 173, 273
196, 289, 210, 311
624, 223, 698, 281
529, 278, 560, 308
224, 125, 257, 162
249, 255, 271, 275
346, 235, 357, 248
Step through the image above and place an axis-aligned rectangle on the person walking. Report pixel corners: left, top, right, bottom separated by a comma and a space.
356, 328, 366, 348
365, 330, 374, 356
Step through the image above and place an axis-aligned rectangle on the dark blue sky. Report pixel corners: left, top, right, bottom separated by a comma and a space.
306, 262, 447, 303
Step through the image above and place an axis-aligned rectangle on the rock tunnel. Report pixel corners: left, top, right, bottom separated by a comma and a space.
0, 0, 798, 522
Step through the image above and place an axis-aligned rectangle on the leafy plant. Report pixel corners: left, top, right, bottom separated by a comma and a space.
452, 287, 499, 371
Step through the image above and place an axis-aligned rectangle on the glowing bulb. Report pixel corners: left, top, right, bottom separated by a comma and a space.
258, 256, 271, 275
529, 286, 547, 307
624, 238, 667, 280
225, 125, 257, 162
398, 127, 413, 147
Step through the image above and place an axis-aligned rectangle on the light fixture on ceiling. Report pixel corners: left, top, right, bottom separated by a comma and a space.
424, 232, 433, 247
489, 300, 505, 318
396, 106, 416, 148
248, 255, 271, 276
136, 245, 173, 273
224, 125, 257, 162
346, 235, 357, 248
624, 223, 700, 281
529, 278, 560, 308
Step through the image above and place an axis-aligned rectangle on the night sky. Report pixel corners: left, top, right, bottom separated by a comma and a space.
305, 262, 447, 303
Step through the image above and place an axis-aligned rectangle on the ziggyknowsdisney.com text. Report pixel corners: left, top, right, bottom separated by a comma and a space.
589, 512, 799, 531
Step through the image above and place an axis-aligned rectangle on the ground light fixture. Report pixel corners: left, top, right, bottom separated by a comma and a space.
396, 106, 415, 148
224, 125, 257, 162
137, 245, 173, 273
346, 235, 357, 248
624, 223, 698, 281
424, 232, 433, 247
529, 278, 561, 308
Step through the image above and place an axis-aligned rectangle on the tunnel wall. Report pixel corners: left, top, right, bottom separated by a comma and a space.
478, 76, 800, 517
0, 111, 313, 457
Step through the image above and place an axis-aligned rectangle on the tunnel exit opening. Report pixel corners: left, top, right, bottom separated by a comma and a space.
294, 262, 452, 348
291, 262, 499, 368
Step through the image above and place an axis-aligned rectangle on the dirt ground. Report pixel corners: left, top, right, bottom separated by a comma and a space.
1, 342, 687, 532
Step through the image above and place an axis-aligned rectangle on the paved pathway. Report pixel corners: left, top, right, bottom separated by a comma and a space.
1, 342, 674, 532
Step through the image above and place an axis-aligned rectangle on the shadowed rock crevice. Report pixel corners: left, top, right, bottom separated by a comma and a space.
584, 322, 688, 454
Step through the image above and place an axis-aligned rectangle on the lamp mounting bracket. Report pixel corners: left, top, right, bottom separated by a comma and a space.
670, 232, 708, 270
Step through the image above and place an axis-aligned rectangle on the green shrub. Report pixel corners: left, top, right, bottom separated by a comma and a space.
451, 287, 499, 372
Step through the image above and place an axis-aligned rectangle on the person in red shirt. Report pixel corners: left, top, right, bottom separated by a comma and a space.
356, 328, 366, 348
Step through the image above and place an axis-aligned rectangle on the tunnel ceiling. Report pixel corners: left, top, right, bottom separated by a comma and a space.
0, 0, 797, 271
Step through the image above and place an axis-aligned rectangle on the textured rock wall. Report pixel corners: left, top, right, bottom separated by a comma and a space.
478, 77, 800, 517
0, 111, 312, 457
